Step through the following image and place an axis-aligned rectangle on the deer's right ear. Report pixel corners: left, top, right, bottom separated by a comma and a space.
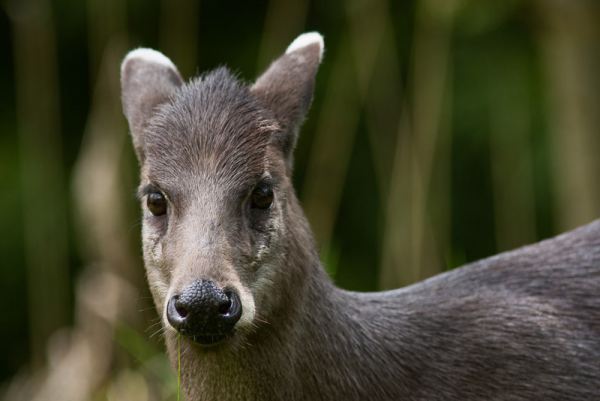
120, 48, 183, 162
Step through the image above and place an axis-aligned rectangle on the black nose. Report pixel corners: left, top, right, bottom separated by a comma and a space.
167, 280, 242, 345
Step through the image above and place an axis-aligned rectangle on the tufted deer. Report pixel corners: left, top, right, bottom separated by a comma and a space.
120, 32, 600, 400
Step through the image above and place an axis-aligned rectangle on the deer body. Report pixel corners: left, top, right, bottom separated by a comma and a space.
169, 214, 600, 401
120, 33, 600, 400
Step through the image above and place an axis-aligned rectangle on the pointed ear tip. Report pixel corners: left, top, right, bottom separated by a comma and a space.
120, 48, 177, 76
285, 32, 325, 61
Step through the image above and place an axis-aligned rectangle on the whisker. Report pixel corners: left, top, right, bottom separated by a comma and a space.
150, 326, 166, 339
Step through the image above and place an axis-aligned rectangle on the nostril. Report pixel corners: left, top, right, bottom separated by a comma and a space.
176, 306, 188, 317
221, 290, 242, 322
174, 296, 189, 318
219, 292, 233, 315
167, 295, 188, 330
219, 290, 234, 315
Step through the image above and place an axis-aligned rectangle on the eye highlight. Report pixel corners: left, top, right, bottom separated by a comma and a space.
250, 182, 274, 210
147, 191, 167, 216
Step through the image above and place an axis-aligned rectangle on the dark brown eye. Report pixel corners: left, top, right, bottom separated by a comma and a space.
147, 192, 167, 216
250, 183, 273, 210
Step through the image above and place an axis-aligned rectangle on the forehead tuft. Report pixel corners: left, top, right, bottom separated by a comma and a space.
143, 67, 278, 186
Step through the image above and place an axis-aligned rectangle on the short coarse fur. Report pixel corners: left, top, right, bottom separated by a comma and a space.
121, 34, 600, 401
144, 68, 278, 190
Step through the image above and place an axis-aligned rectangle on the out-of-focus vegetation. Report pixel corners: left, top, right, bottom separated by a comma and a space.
1, 0, 599, 399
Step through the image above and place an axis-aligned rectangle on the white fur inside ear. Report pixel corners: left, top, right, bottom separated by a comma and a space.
121, 48, 177, 74
286, 32, 324, 61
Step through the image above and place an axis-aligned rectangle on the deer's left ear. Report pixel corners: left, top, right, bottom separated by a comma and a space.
251, 32, 324, 165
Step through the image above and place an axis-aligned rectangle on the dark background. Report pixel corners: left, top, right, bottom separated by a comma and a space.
1, 0, 599, 399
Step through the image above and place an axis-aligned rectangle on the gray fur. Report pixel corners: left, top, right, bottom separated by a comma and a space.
121, 34, 600, 401
251, 40, 321, 169
121, 49, 184, 161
